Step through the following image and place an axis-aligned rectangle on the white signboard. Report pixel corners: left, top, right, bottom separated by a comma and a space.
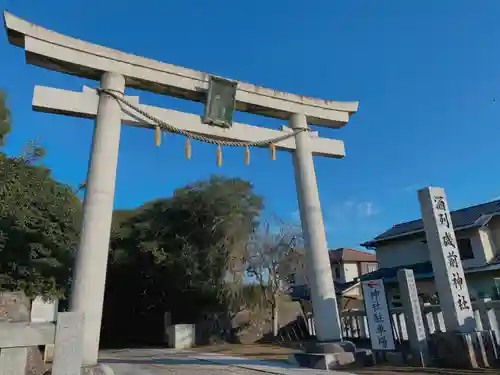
30, 297, 58, 323
362, 279, 395, 351
398, 269, 426, 342
418, 187, 475, 333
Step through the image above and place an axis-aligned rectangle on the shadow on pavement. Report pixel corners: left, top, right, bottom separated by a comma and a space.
101, 357, 294, 368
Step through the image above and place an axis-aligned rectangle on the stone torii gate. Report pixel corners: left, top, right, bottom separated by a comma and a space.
4, 11, 359, 365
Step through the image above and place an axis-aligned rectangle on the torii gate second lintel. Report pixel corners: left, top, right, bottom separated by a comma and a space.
4, 11, 359, 365
32, 85, 346, 159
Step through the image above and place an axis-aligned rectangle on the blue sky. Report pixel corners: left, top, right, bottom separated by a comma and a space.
1, 0, 500, 250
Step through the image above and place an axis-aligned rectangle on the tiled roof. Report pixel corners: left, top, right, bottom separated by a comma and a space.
359, 259, 500, 283
328, 248, 376, 263
359, 261, 434, 283
363, 199, 500, 246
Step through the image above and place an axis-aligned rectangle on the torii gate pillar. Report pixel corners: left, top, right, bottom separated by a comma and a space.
69, 72, 125, 365
291, 113, 342, 341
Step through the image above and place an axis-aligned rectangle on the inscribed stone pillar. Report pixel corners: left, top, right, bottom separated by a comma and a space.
418, 187, 475, 333
70, 72, 125, 365
290, 113, 342, 342
51, 312, 84, 375
397, 269, 429, 366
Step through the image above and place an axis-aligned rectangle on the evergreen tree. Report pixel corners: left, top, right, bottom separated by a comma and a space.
0, 90, 82, 299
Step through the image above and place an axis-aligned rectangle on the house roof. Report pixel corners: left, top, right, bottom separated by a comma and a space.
359, 260, 500, 283
362, 199, 500, 247
359, 261, 434, 283
328, 248, 376, 263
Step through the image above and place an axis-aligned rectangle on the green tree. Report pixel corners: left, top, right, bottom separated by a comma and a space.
0, 90, 10, 147
0, 155, 82, 299
102, 176, 263, 346
0, 92, 82, 299
111, 176, 262, 293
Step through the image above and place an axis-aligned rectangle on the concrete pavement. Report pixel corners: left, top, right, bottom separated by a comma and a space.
98, 348, 355, 375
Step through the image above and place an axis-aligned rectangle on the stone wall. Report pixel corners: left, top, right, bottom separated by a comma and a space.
194, 299, 303, 345
233, 300, 304, 344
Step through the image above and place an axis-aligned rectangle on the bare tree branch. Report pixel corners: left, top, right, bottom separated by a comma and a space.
244, 214, 304, 336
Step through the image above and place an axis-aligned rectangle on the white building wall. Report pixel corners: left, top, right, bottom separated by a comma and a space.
282, 256, 308, 286
342, 262, 360, 282
487, 217, 500, 253
375, 228, 493, 270
478, 228, 496, 262
375, 236, 429, 269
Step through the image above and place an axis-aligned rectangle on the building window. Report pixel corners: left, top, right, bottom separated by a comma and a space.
366, 263, 378, 273
391, 294, 402, 307
457, 238, 474, 260
334, 267, 341, 279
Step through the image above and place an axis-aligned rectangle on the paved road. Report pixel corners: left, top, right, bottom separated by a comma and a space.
99, 348, 353, 374
351, 366, 500, 375
99, 348, 500, 375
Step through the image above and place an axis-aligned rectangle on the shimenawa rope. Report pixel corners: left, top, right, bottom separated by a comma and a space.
96, 88, 305, 165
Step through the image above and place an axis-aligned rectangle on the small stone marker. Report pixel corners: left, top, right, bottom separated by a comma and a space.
30, 297, 58, 365
0, 347, 29, 375
30, 297, 58, 323
397, 269, 429, 366
167, 324, 196, 349
43, 344, 55, 363
418, 187, 475, 333
51, 312, 84, 375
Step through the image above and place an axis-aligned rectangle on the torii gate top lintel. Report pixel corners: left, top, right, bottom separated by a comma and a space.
3, 11, 358, 128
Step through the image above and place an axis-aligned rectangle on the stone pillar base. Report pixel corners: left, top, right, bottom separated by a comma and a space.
302, 340, 355, 354
431, 330, 499, 368
288, 352, 355, 369
288, 340, 375, 369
